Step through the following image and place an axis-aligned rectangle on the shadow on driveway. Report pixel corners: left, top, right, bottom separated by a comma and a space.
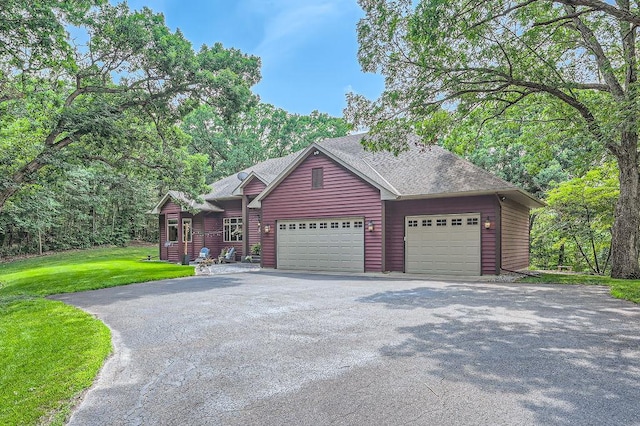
358, 283, 640, 425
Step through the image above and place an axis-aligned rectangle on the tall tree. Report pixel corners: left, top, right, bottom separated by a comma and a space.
346, 0, 640, 278
0, 2, 260, 211
183, 103, 351, 181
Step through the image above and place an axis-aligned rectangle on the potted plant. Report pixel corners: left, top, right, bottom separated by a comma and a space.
250, 243, 261, 263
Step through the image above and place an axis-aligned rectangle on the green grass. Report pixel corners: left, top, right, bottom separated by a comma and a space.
520, 273, 640, 304
0, 246, 194, 425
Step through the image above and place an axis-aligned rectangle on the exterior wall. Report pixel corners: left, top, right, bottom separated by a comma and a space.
218, 200, 244, 260
248, 207, 261, 255
160, 200, 182, 262
384, 196, 500, 275
243, 178, 267, 196
501, 199, 530, 271
261, 152, 383, 272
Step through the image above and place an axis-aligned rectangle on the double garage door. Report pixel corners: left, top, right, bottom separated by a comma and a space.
277, 217, 364, 272
406, 213, 481, 275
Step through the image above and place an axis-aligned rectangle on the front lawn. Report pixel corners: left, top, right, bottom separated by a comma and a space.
0, 246, 194, 425
520, 273, 640, 304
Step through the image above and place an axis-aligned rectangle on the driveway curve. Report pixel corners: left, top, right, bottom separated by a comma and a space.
52, 273, 640, 425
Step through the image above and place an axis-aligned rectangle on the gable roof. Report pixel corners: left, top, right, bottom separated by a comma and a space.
172, 133, 543, 211
150, 190, 224, 214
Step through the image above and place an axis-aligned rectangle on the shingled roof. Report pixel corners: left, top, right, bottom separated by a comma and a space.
157, 133, 543, 211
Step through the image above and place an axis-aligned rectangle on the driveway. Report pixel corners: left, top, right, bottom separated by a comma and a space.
52, 272, 640, 425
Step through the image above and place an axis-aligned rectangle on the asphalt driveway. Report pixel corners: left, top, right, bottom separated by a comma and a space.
52, 272, 640, 425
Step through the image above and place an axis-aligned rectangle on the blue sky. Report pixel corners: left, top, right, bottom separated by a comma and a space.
124, 0, 384, 117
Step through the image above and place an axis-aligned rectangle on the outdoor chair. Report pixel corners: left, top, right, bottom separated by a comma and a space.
219, 247, 236, 263
194, 247, 210, 263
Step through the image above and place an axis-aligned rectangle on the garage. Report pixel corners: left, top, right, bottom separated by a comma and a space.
405, 213, 481, 275
277, 217, 365, 272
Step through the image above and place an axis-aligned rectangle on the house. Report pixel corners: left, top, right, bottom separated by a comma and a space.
151, 133, 543, 275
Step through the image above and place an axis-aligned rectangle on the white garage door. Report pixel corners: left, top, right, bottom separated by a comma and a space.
406, 213, 481, 275
277, 217, 365, 272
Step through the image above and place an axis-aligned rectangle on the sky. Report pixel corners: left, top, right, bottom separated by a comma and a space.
123, 0, 384, 117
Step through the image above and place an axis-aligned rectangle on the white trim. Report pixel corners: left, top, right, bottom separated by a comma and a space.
253, 143, 400, 203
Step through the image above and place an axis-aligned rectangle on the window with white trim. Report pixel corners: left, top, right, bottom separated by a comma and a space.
279, 223, 286, 230
167, 218, 179, 242
224, 217, 243, 242
309, 223, 317, 229
408, 220, 418, 227
467, 218, 479, 225
354, 221, 363, 228
451, 218, 463, 226
436, 219, 447, 226
320, 223, 327, 229
330, 222, 339, 229
182, 218, 192, 242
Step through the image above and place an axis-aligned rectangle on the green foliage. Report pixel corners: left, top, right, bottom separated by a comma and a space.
531, 164, 619, 274
0, 245, 193, 425
183, 103, 351, 181
520, 273, 640, 304
346, 0, 640, 277
0, 2, 260, 210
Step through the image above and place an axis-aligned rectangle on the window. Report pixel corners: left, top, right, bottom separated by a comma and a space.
467, 218, 479, 225
452, 218, 463, 226
309, 223, 317, 229
342, 221, 351, 228
312, 167, 323, 189
299, 223, 306, 229
354, 221, 363, 228
408, 220, 418, 227
289, 223, 296, 230
320, 222, 328, 229
436, 219, 447, 226
182, 218, 192, 242
279, 223, 286, 230
330, 222, 339, 229
167, 218, 179, 242
422, 219, 432, 227
224, 217, 243, 242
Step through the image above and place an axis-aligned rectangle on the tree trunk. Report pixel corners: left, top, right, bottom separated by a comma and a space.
610, 134, 640, 278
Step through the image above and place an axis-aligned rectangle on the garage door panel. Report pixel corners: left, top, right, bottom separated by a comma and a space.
277, 217, 364, 272
406, 214, 480, 275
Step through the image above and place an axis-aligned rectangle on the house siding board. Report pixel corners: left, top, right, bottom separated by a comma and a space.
248, 207, 261, 254
218, 200, 244, 259
384, 196, 499, 275
261, 153, 383, 272
501, 199, 530, 270
159, 215, 167, 260
243, 178, 267, 196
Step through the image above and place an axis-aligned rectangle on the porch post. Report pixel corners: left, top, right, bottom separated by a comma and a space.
242, 195, 249, 257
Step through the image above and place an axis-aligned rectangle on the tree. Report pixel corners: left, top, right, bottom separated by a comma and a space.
346, 0, 640, 278
531, 164, 618, 274
0, 2, 260, 211
183, 103, 351, 181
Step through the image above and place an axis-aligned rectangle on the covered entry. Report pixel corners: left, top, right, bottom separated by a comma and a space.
405, 213, 481, 275
276, 217, 365, 272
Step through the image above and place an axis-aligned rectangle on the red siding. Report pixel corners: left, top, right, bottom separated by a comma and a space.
160, 200, 182, 261
248, 207, 261, 254
218, 200, 244, 259
243, 178, 267, 196
384, 196, 500, 275
501, 199, 530, 270
261, 152, 383, 272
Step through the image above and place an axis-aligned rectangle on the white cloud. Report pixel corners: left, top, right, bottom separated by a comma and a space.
241, 0, 355, 63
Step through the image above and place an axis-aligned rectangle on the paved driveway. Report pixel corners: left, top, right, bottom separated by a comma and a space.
52, 272, 640, 425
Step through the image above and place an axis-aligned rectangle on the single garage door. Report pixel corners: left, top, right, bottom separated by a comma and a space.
405, 213, 481, 275
277, 217, 364, 272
